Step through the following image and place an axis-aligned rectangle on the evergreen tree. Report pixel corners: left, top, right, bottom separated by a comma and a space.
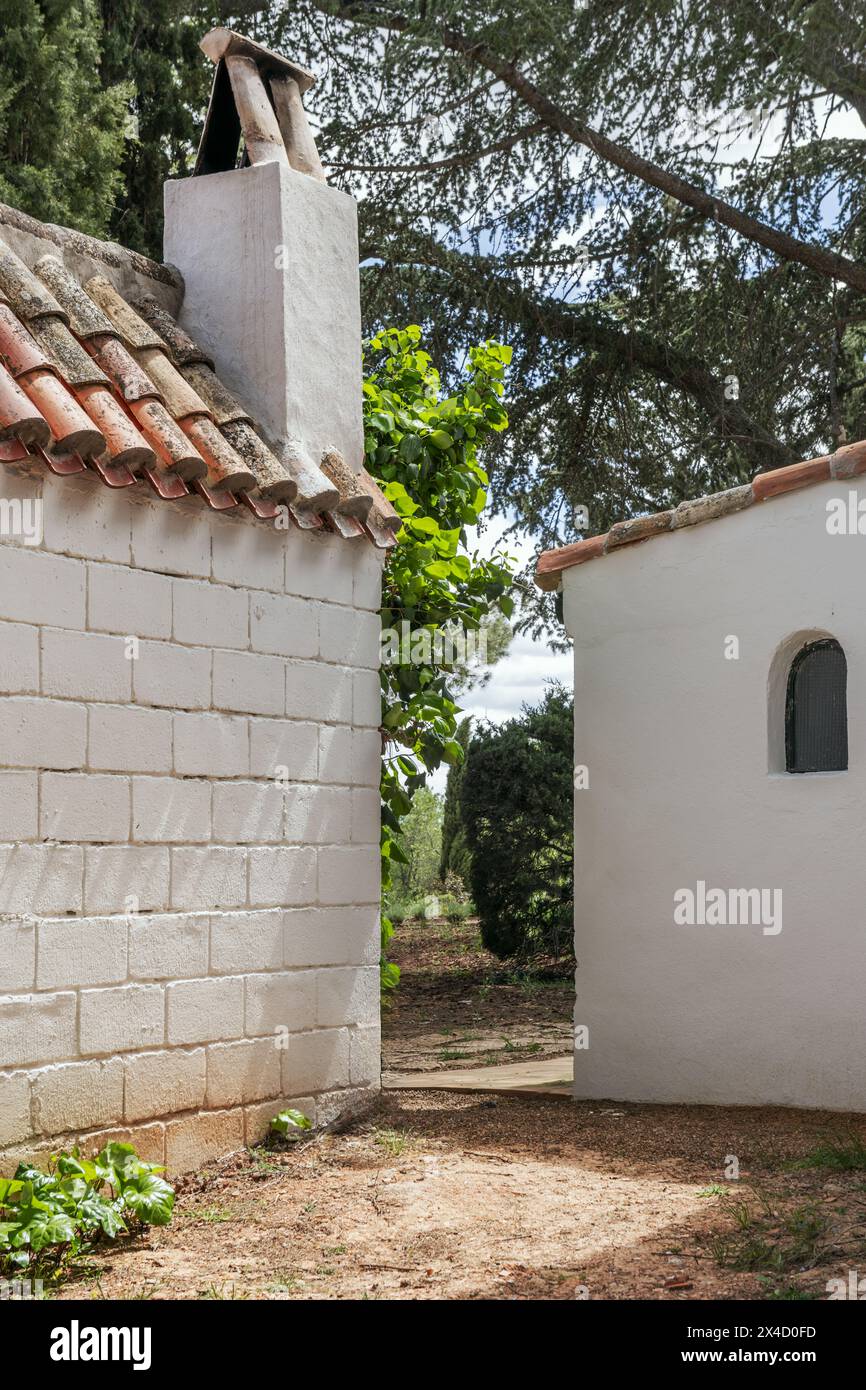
97, 0, 220, 256
461, 685, 574, 959
0, 0, 130, 236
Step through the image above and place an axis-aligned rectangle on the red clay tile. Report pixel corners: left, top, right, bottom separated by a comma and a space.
193, 479, 240, 510
182, 415, 256, 492
141, 465, 190, 501
238, 490, 280, 520
220, 418, 298, 501
135, 346, 209, 420
74, 384, 155, 471
87, 454, 137, 488
752, 456, 831, 501
363, 508, 399, 548
606, 511, 674, 549
134, 294, 214, 368
89, 335, 161, 403
830, 441, 866, 480
536, 533, 608, 589
0, 361, 51, 447
0, 243, 66, 322
0, 439, 29, 462
0, 304, 52, 377
321, 449, 373, 519
34, 255, 118, 340
182, 361, 250, 425
18, 370, 104, 457
128, 398, 207, 481
325, 509, 365, 539
29, 316, 108, 387
359, 467, 400, 531
290, 504, 325, 531
83, 276, 166, 350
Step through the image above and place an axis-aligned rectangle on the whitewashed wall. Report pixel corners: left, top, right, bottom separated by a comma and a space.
0, 463, 382, 1172
563, 477, 866, 1111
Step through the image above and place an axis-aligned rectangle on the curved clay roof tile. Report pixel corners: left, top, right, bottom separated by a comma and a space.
83, 275, 167, 351
134, 294, 214, 369
0, 241, 67, 323
34, 256, 117, 339
0, 361, 52, 447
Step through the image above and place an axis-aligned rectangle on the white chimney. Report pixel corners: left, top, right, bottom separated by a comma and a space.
163, 29, 364, 483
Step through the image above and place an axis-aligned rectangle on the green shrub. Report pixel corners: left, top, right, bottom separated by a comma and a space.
461, 684, 574, 959
0, 1142, 175, 1280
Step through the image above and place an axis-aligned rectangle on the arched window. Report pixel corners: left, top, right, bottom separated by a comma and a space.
785, 639, 848, 773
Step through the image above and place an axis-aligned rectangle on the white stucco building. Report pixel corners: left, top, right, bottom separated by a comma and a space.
538, 442, 866, 1112
0, 29, 393, 1173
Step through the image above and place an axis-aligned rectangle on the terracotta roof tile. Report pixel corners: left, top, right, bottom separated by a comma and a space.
0, 222, 388, 548
134, 293, 214, 368
220, 418, 298, 501
73, 383, 153, 469
180, 361, 251, 426
0, 303, 54, 377
536, 441, 863, 590
752, 455, 830, 501
29, 316, 109, 387
830, 441, 866, 479
182, 414, 256, 492
0, 361, 52, 447
22, 372, 105, 459
82, 275, 165, 350
34, 256, 117, 339
0, 243, 66, 322
320, 448, 373, 519
606, 511, 674, 549
127, 398, 208, 481
132, 345, 209, 421
89, 335, 161, 404
358, 466, 401, 532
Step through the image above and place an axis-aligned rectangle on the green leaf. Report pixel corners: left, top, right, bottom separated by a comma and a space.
270, 1109, 313, 1139
121, 1172, 175, 1227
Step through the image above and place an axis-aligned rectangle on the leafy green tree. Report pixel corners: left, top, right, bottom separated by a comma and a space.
439, 715, 473, 884
0, 0, 130, 236
364, 326, 514, 994
388, 786, 443, 902
461, 684, 574, 960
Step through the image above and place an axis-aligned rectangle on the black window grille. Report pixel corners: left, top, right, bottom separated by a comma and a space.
785, 639, 848, 773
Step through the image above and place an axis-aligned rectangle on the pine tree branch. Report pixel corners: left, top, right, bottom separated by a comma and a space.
326, 118, 549, 172
366, 231, 794, 469
323, 3, 866, 294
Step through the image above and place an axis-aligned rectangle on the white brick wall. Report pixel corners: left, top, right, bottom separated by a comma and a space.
0, 466, 383, 1169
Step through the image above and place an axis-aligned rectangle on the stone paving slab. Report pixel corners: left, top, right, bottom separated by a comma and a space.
384, 1054, 573, 1096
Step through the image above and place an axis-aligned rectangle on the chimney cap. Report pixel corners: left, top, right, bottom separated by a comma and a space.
199, 27, 316, 94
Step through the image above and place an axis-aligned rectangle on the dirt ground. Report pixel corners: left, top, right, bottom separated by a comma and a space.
49, 918, 866, 1300
381, 916, 573, 1076
58, 1091, 866, 1301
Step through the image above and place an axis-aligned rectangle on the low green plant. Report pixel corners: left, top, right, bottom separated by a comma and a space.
269, 1109, 313, 1141
0, 1142, 174, 1281
707, 1198, 825, 1273
789, 1133, 866, 1171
